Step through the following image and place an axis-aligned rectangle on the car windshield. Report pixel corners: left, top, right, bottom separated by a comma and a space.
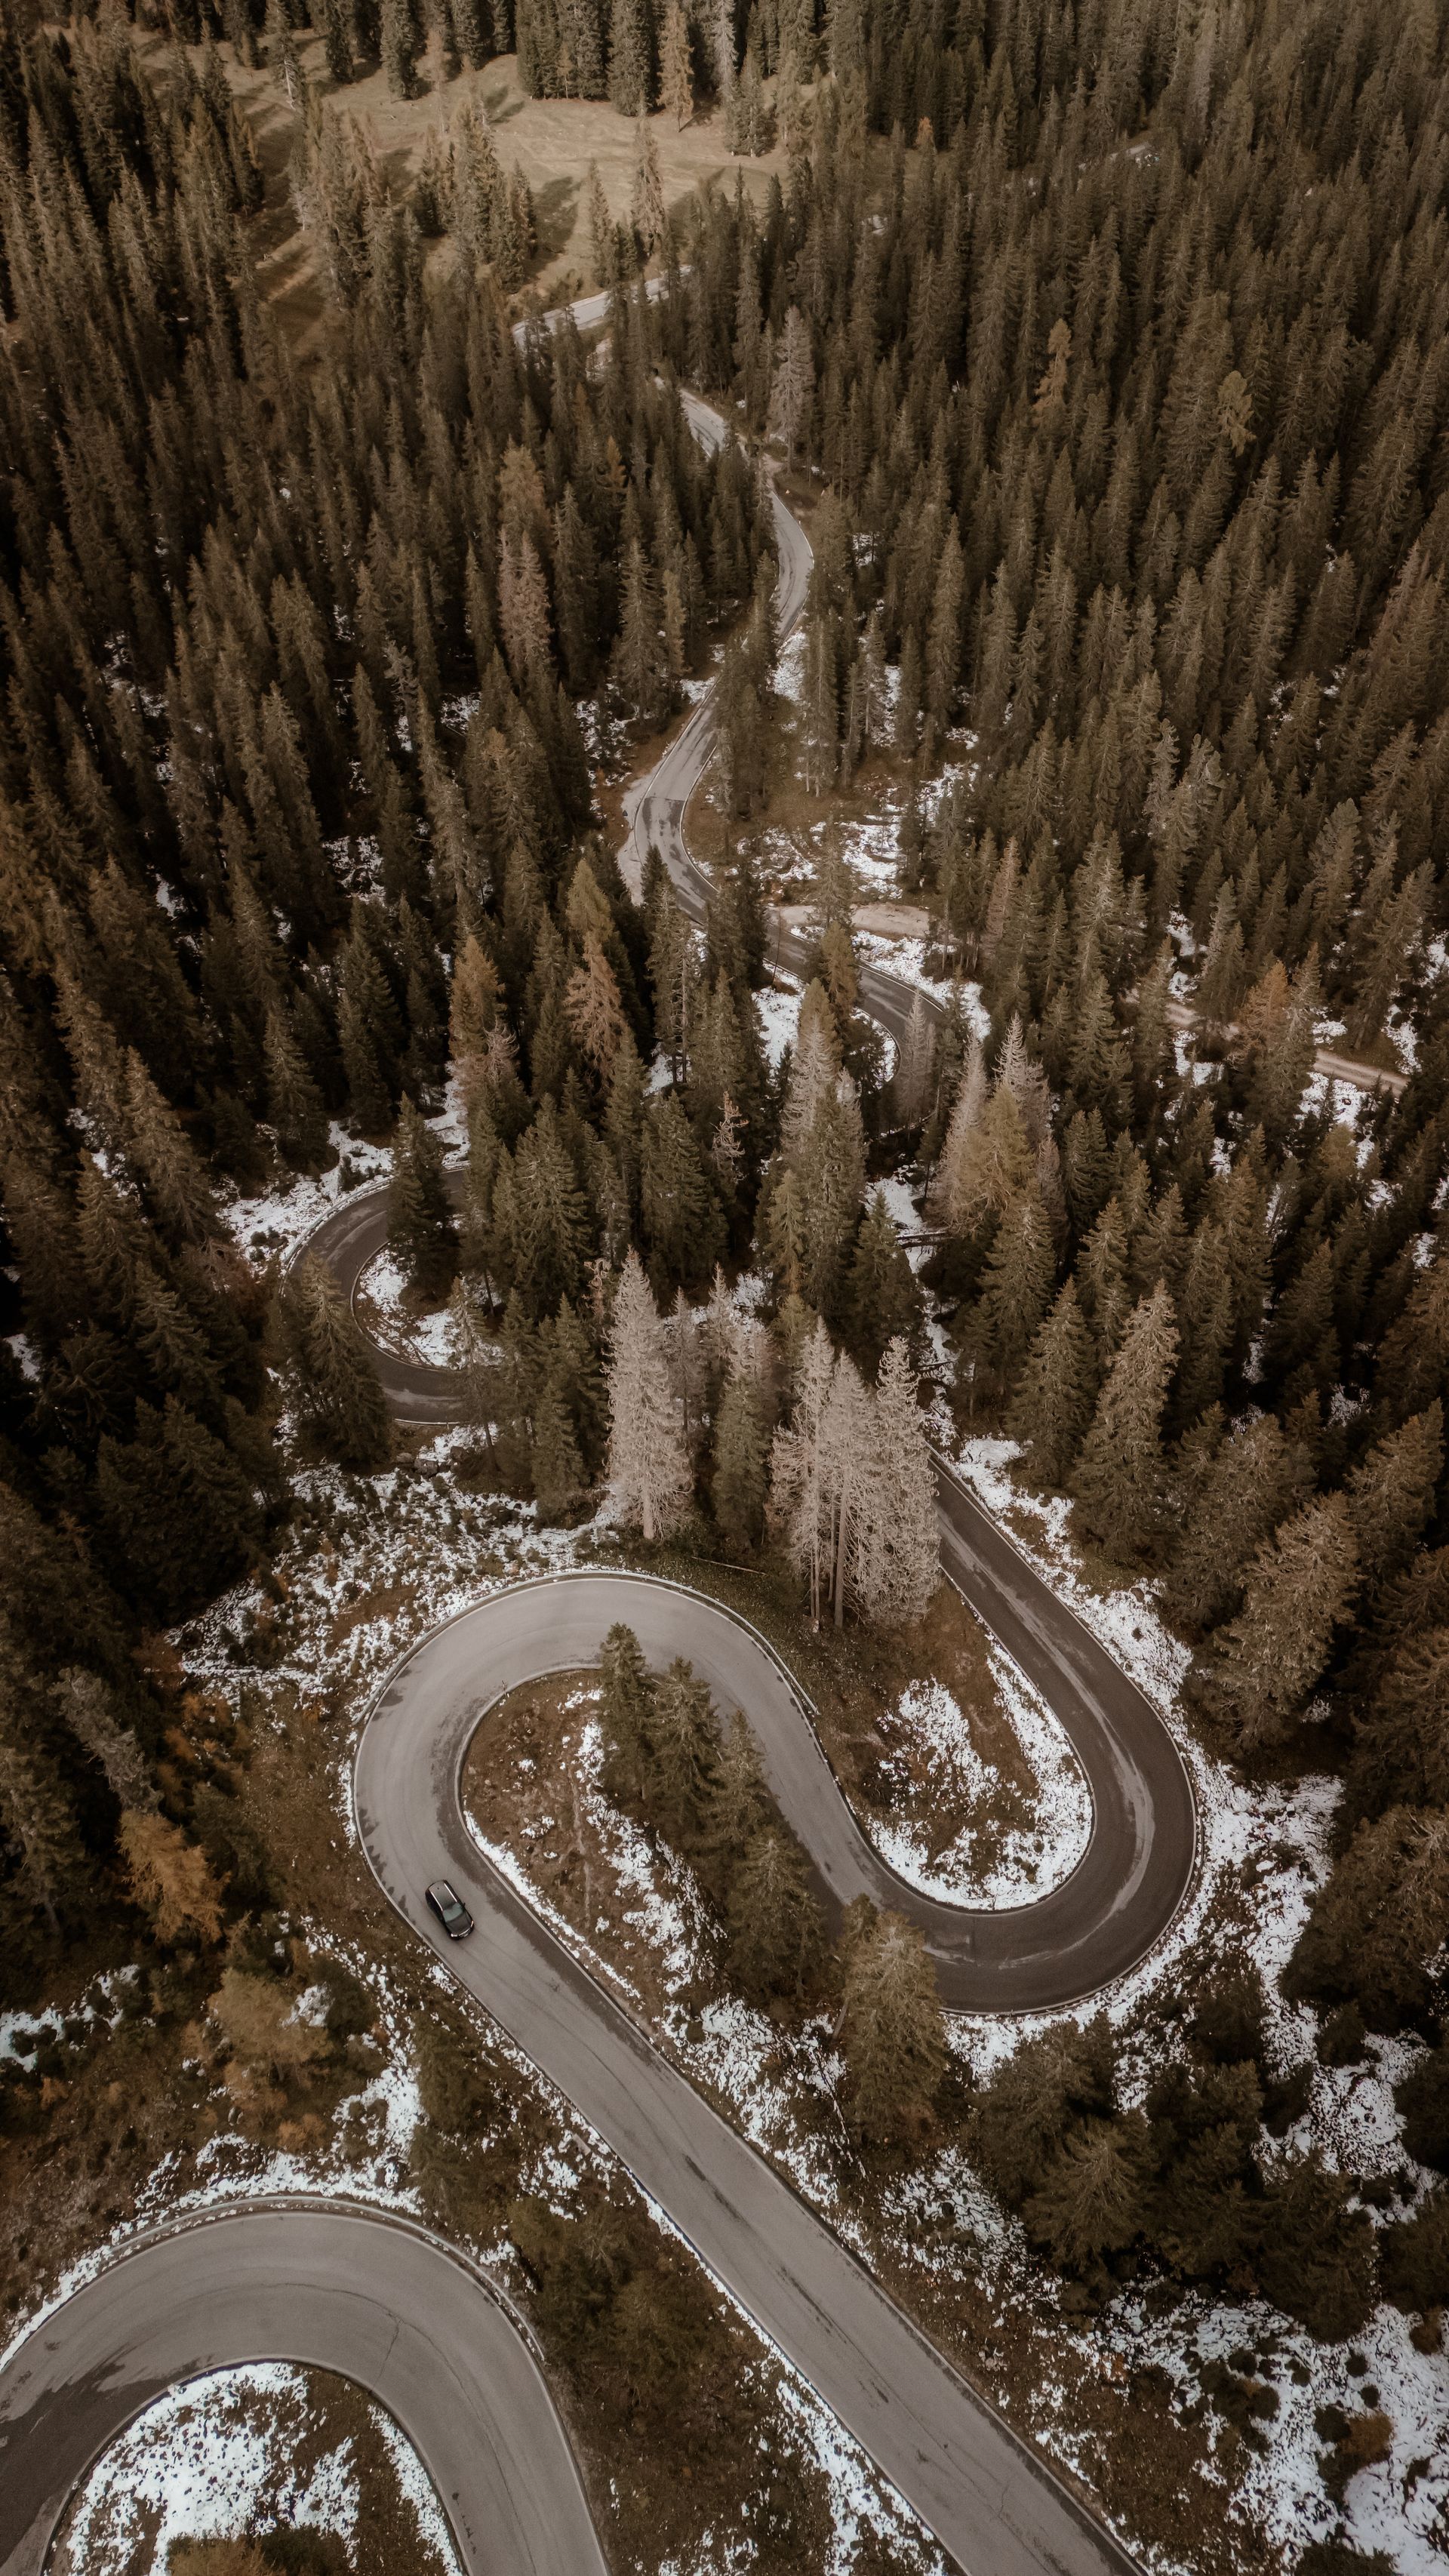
438, 1891, 463, 1919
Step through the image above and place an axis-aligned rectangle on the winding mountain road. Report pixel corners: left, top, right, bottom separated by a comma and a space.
0, 2202, 605, 2576
0, 360, 1189, 2576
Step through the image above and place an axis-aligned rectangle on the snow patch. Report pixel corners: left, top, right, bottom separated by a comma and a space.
54, 2362, 460, 2576
356, 1250, 454, 1367
870, 1654, 1093, 1908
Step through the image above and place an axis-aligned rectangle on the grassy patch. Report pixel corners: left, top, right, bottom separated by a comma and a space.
140, 29, 792, 356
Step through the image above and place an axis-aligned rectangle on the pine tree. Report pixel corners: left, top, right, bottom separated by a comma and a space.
1377, 1255, 1449, 1423
450, 933, 503, 1069
768, 1319, 835, 1629
339, 924, 402, 1134
838, 1902, 947, 2145
844, 1188, 923, 1377
599, 1620, 656, 1808
1072, 1285, 1180, 1561
1161, 1411, 1310, 1637
972, 1184, 1057, 1405
565, 936, 629, 1079
119, 1808, 226, 1946
795, 1081, 868, 1319
1009, 1279, 1095, 1489
728, 1828, 824, 2004
1346, 1628, 1449, 1821
388, 1097, 458, 1300
506, 1102, 592, 1316
647, 1655, 717, 1846
605, 1250, 691, 1541
532, 1369, 586, 1516
712, 1365, 768, 1549
935, 1084, 1033, 1239
1256, 2154, 1377, 2340
1344, 1404, 1444, 1608
1289, 1808, 1449, 2033
728, 42, 768, 153
1075, 1199, 1132, 1372
548, 1295, 608, 1473
278, 1254, 392, 1469
771, 306, 815, 466
265, 1005, 328, 1170
96, 1400, 265, 1621
659, 0, 691, 125
121, 1053, 219, 1246
0, 1710, 85, 1934
641, 1091, 724, 1296
712, 1706, 770, 1851
1195, 1492, 1358, 1752
53, 1667, 155, 1810
818, 1346, 874, 1628
893, 989, 937, 1131
611, 538, 670, 725
447, 1276, 500, 1443
1023, 2115, 1152, 2267
630, 120, 666, 260
608, 0, 653, 113
380, 0, 418, 91
318, 0, 355, 78
586, 158, 616, 285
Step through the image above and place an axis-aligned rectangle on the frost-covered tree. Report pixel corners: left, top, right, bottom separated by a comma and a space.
820, 1346, 874, 1625
768, 1319, 836, 1626
605, 1249, 691, 1540
853, 1339, 939, 1629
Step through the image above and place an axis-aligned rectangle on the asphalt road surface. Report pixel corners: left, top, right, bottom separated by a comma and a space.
0, 2202, 606, 2576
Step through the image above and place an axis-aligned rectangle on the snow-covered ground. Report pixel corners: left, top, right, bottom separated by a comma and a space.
355, 1249, 454, 1365
755, 976, 802, 1068
866, 1654, 1093, 1908
856, 931, 992, 1034
226, 1122, 391, 1270
223, 1079, 467, 1275
53, 2362, 458, 2576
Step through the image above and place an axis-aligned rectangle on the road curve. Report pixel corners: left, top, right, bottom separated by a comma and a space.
355, 1569, 1143, 2576
297, 1180, 464, 1428
0, 2200, 606, 2576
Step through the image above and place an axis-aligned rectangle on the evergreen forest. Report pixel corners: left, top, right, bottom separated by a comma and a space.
5, 0, 1449, 2562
